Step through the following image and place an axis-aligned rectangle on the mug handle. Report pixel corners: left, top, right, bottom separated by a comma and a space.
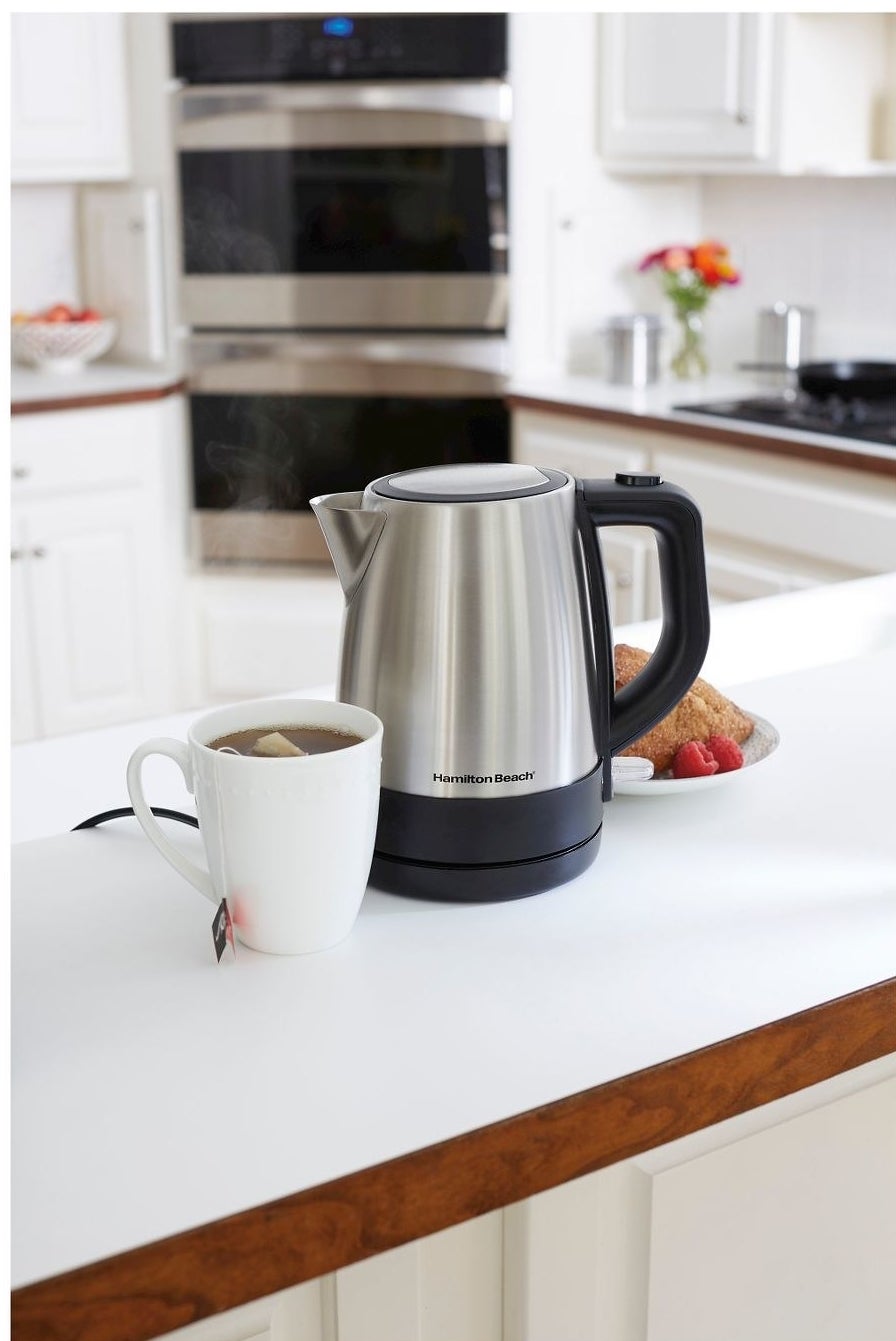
126, 738, 217, 905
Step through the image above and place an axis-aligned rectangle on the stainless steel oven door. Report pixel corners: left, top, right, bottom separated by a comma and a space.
187, 332, 509, 564
175, 82, 510, 331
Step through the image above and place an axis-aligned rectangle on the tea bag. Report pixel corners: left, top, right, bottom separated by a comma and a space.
251, 731, 307, 758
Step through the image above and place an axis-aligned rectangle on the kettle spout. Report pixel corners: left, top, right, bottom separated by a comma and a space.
310, 491, 387, 600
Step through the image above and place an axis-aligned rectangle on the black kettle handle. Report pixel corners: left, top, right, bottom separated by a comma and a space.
577, 475, 711, 756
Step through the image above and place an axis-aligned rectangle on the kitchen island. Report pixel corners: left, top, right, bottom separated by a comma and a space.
11, 576, 896, 1341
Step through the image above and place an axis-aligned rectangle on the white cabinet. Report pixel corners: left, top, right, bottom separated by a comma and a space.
513, 408, 896, 620
10, 14, 130, 183
641, 1072, 896, 1341
11, 398, 187, 741
600, 13, 772, 164
653, 440, 896, 594
600, 12, 896, 173
511, 409, 662, 624
505, 1061, 896, 1341
10, 520, 40, 742
185, 568, 344, 705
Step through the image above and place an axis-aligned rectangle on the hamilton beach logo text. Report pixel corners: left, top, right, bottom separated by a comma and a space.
434, 770, 534, 785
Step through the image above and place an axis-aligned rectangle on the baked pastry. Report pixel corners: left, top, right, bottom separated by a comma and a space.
614, 643, 754, 773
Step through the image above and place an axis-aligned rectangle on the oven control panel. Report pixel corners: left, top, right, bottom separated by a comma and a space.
173, 13, 507, 84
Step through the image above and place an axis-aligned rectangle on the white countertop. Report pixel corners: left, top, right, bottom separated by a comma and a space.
11, 575, 896, 1290
508, 370, 896, 464
12, 573, 896, 845
10, 359, 184, 405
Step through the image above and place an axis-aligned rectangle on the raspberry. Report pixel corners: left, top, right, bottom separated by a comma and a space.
672, 740, 719, 779
706, 735, 744, 773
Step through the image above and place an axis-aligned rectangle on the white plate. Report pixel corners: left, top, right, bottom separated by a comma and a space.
613, 712, 780, 796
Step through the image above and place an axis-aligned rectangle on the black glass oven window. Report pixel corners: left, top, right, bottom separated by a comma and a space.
190, 394, 510, 511
180, 147, 506, 275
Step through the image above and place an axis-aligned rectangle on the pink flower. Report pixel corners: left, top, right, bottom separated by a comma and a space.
662, 246, 692, 273
638, 245, 693, 273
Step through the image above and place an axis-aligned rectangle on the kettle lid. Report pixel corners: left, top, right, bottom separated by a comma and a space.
372, 462, 567, 502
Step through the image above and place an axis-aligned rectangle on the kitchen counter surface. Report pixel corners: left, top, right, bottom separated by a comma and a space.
11, 576, 896, 1341
10, 360, 185, 414
507, 371, 896, 476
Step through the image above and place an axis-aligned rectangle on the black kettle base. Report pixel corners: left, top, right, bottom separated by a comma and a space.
369, 827, 602, 904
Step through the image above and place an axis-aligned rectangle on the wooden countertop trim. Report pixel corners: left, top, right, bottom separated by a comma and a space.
12, 976, 896, 1341
507, 393, 896, 479
11, 381, 187, 416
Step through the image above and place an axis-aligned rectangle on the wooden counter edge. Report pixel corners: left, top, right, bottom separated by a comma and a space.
11, 381, 187, 416
12, 976, 896, 1341
506, 393, 896, 479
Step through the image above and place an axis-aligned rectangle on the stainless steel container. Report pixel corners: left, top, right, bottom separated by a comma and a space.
757, 303, 815, 385
603, 314, 663, 387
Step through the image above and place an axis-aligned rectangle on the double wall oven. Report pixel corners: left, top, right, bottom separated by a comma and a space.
172, 13, 511, 563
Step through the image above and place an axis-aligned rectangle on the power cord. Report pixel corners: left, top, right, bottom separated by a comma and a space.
73, 807, 199, 831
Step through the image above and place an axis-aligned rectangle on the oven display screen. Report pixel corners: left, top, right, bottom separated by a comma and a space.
180, 147, 506, 275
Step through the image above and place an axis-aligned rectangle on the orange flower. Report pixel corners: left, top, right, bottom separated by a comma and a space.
692, 240, 740, 287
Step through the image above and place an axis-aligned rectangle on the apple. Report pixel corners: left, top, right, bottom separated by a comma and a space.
75, 307, 102, 322
41, 303, 76, 323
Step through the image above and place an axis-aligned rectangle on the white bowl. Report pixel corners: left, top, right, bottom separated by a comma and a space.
12, 319, 118, 374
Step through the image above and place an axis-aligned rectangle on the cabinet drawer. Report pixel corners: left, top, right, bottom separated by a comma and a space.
653, 444, 896, 574
11, 404, 150, 495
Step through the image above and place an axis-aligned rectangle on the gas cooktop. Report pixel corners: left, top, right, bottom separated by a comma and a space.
675, 393, 896, 447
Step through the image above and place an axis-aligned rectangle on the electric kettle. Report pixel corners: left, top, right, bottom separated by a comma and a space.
311, 463, 710, 901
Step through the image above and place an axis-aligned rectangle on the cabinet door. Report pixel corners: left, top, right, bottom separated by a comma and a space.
334, 1212, 503, 1341
21, 490, 163, 736
10, 14, 130, 182
600, 530, 660, 627
600, 13, 772, 162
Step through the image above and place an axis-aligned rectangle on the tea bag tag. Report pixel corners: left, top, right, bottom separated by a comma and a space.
212, 898, 235, 963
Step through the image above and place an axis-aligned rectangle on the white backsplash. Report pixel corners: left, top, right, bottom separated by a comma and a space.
698, 174, 896, 372
10, 185, 81, 313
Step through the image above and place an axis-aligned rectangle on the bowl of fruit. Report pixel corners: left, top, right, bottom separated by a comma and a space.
12, 304, 117, 374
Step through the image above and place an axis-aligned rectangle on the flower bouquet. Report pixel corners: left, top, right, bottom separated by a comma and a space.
638, 241, 741, 378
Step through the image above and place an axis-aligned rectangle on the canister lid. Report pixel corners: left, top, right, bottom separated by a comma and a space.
373, 462, 567, 502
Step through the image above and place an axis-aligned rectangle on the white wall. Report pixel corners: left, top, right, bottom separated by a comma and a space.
9, 186, 81, 313
509, 13, 700, 378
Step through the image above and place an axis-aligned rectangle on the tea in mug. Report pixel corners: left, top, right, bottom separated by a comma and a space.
209, 726, 363, 758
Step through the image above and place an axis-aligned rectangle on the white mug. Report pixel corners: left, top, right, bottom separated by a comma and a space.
126, 698, 383, 955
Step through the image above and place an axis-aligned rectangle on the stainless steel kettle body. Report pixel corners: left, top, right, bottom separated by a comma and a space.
312, 463, 710, 901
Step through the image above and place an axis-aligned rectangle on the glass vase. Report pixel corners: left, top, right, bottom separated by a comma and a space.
670, 310, 708, 380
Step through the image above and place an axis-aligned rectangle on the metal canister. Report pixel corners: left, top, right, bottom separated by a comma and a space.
603, 314, 663, 387
757, 303, 815, 384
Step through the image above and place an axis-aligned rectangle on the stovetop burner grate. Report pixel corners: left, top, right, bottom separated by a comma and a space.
675, 392, 896, 447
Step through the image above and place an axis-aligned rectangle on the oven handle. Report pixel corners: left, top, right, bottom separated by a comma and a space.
175, 79, 511, 127
184, 334, 509, 394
